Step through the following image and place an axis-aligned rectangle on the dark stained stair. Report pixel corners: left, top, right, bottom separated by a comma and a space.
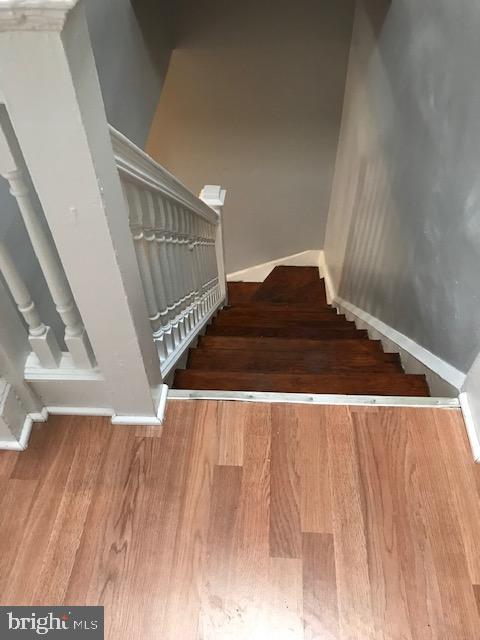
173, 266, 430, 397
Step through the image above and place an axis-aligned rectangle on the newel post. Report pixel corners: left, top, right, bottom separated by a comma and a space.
200, 185, 228, 304
0, 0, 165, 421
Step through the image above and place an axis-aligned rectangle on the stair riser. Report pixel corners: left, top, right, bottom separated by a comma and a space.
213, 317, 354, 329
227, 305, 334, 316
198, 336, 384, 353
207, 326, 369, 339
221, 310, 342, 321
187, 359, 402, 375
174, 371, 430, 396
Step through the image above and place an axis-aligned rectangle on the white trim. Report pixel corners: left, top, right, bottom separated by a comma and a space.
459, 392, 480, 463
46, 406, 112, 417
0, 0, 77, 31
318, 251, 335, 303
110, 126, 219, 226
0, 413, 32, 450
160, 298, 224, 379
0, 405, 47, 451
36, 384, 169, 426
24, 352, 108, 410
111, 384, 168, 426
29, 407, 48, 422
334, 297, 464, 393
227, 250, 323, 282
24, 352, 104, 382
168, 389, 459, 408
321, 259, 464, 397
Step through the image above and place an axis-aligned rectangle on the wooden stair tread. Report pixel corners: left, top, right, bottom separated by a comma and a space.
212, 315, 354, 328
177, 267, 430, 397
253, 266, 327, 304
206, 325, 369, 339
227, 281, 261, 304
173, 370, 430, 396
187, 348, 403, 374
197, 335, 385, 352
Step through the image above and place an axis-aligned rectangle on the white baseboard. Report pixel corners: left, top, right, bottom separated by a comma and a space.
321, 259, 465, 398
111, 384, 169, 426
0, 416, 31, 451
0, 405, 49, 451
317, 252, 334, 303
227, 250, 323, 282
40, 385, 169, 427
459, 393, 480, 463
25, 352, 108, 408
2, 383, 169, 449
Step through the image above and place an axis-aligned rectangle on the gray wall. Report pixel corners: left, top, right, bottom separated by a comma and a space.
0, 108, 64, 344
147, 0, 354, 274
85, 0, 174, 147
325, 0, 480, 374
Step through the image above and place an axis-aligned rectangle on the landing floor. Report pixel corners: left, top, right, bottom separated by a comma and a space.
0, 402, 479, 638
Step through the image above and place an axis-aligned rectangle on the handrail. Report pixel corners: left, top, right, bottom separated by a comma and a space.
109, 126, 219, 226
110, 125, 227, 375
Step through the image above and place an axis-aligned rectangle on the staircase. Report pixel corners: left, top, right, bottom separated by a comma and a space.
173, 266, 431, 396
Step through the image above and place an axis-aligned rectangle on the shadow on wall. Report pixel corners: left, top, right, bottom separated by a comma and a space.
130, 0, 178, 74
327, 0, 480, 374
363, 0, 391, 36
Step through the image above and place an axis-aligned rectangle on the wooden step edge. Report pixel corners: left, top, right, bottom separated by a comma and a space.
206, 327, 370, 337
173, 370, 430, 396
185, 362, 404, 375
197, 336, 384, 348
189, 346, 401, 363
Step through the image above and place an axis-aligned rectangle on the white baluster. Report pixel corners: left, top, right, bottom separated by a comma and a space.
186, 210, 201, 325
180, 206, 195, 332
159, 196, 182, 348
123, 182, 161, 333
154, 194, 176, 324
144, 192, 169, 321
199, 219, 208, 314
174, 203, 189, 338
0, 240, 61, 368
143, 191, 173, 360
189, 214, 201, 323
4, 170, 95, 369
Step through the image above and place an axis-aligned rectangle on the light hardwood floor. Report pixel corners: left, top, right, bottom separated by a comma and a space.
1, 401, 480, 639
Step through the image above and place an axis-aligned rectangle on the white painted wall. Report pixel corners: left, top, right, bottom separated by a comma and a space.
147, 0, 354, 274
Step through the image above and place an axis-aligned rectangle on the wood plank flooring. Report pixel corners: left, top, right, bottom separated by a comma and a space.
0, 402, 479, 638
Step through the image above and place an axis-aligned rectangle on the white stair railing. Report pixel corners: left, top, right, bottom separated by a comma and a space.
110, 127, 227, 375
0, 239, 61, 368
0, 0, 226, 433
0, 114, 96, 370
